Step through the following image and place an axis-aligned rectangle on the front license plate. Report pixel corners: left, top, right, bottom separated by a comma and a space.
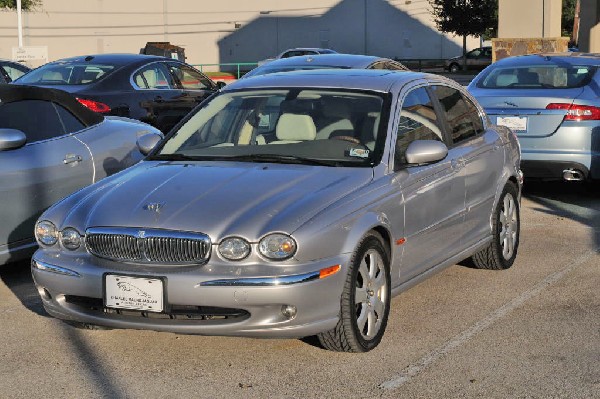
105, 275, 164, 312
496, 116, 528, 133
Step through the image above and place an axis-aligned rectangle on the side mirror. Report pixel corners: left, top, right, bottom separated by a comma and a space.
216, 81, 227, 89
137, 133, 162, 156
0, 128, 27, 151
405, 140, 448, 165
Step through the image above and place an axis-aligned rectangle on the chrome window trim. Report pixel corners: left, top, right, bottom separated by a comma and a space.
129, 61, 174, 91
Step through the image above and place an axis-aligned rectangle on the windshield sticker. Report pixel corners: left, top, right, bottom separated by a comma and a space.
258, 114, 270, 127
348, 148, 370, 158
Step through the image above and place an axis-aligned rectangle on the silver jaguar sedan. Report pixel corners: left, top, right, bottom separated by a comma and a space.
32, 70, 522, 352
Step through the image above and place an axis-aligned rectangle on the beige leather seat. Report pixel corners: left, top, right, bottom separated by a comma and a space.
269, 113, 316, 144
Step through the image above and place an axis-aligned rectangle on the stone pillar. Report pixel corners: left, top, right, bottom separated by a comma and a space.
578, 0, 600, 52
495, 0, 567, 61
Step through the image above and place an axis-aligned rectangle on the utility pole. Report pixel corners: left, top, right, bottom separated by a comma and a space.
17, 0, 23, 47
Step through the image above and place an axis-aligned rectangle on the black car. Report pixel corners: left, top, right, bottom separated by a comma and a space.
14, 53, 223, 133
0, 59, 30, 84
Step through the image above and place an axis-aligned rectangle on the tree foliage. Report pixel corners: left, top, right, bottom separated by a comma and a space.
429, 0, 498, 38
0, 0, 41, 10
561, 0, 577, 39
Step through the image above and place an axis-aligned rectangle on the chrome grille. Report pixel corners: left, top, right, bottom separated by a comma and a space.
85, 227, 211, 265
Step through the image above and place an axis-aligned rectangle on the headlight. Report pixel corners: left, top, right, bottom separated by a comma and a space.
218, 237, 250, 260
60, 227, 82, 250
259, 233, 297, 260
35, 221, 58, 246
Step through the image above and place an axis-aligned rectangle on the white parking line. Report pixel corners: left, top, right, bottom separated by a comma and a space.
379, 248, 599, 390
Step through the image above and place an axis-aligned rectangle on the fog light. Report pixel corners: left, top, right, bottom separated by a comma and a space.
281, 305, 297, 320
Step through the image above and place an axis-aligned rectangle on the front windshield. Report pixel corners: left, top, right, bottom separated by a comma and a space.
154, 88, 387, 167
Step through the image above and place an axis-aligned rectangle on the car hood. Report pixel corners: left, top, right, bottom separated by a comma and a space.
57, 161, 374, 241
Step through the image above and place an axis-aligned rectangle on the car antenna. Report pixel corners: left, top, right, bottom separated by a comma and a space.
84, 55, 94, 62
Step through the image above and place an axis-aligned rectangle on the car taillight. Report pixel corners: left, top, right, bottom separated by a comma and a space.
546, 103, 600, 121
76, 98, 111, 113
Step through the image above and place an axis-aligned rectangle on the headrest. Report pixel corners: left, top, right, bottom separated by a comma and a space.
276, 114, 316, 141
321, 97, 351, 118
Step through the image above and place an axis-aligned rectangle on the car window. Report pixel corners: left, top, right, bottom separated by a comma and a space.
55, 103, 86, 134
167, 63, 213, 90
1, 63, 28, 81
369, 62, 387, 70
133, 63, 173, 90
16, 63, 114, 85
476, 64, 596, 89
0, 100, 65, 142
432, 85, 483, 145
395, 87, 443, 169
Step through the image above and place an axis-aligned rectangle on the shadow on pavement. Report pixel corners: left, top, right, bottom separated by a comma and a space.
523, 180, 600, 251
0, 258, 47, 317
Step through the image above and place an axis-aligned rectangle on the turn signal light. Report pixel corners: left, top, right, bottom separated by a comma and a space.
319, 265, 341, 279
546, 103, 600, 121
76, 98, 111, 113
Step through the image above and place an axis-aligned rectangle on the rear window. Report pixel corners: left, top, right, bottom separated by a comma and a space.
476, 65, 596, 89
16, 63, 115, 85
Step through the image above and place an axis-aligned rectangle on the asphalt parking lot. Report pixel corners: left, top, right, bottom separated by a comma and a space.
0, 181, 598, 399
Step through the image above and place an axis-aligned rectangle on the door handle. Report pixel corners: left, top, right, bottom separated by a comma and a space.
154, 96, 164, 103
63, 154, 82, 165
451, 158, 466, 171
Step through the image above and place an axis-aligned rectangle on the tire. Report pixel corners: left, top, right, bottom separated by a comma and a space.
471, 182, 520, 270
318, 231, 391, 352
449, 63, 461, 73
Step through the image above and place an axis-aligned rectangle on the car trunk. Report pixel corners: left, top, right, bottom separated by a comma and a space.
473, 87, 586, 137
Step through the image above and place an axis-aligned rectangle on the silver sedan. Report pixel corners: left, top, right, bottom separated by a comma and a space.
31, 70, 522, 352
468, 53, 600, 183
0, 85, 162, 265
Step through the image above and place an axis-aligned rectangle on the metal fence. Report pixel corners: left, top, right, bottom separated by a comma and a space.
192, 62, 259, 79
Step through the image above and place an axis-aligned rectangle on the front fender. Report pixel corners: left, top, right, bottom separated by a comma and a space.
292, 209, 392, 264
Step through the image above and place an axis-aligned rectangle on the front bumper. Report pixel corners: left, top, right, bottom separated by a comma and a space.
31, 251, 350, 338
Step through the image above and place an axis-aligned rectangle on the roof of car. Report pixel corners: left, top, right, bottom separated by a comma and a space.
257, 53, 393, 69
226, 69, 429, 92
496, 52, 600, 66
47, 53, 168, 66
0, 84, 104, 126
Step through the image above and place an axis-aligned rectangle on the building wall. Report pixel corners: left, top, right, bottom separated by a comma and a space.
0, 0, 479, 69
498, 0, 562, 38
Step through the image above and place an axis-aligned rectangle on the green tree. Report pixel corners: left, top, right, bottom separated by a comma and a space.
0, 0, 41, 10
562, 0, 577, 41
429, 0, 498, 66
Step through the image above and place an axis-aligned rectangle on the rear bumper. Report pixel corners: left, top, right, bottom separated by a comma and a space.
521, 159, 590, 181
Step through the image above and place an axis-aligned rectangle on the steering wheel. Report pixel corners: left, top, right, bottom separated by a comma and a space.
331, 135, 361, 144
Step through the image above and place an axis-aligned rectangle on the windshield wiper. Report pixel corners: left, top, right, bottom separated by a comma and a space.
219, 154, 341, 167
147, 153, 200, 161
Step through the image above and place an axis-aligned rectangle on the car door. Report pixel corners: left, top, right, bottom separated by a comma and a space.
0, 99, 93, 253
388, 85, 466, 284
431, 85, 505, 248
166, 62, 216, 107
131, 62, 186, 133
